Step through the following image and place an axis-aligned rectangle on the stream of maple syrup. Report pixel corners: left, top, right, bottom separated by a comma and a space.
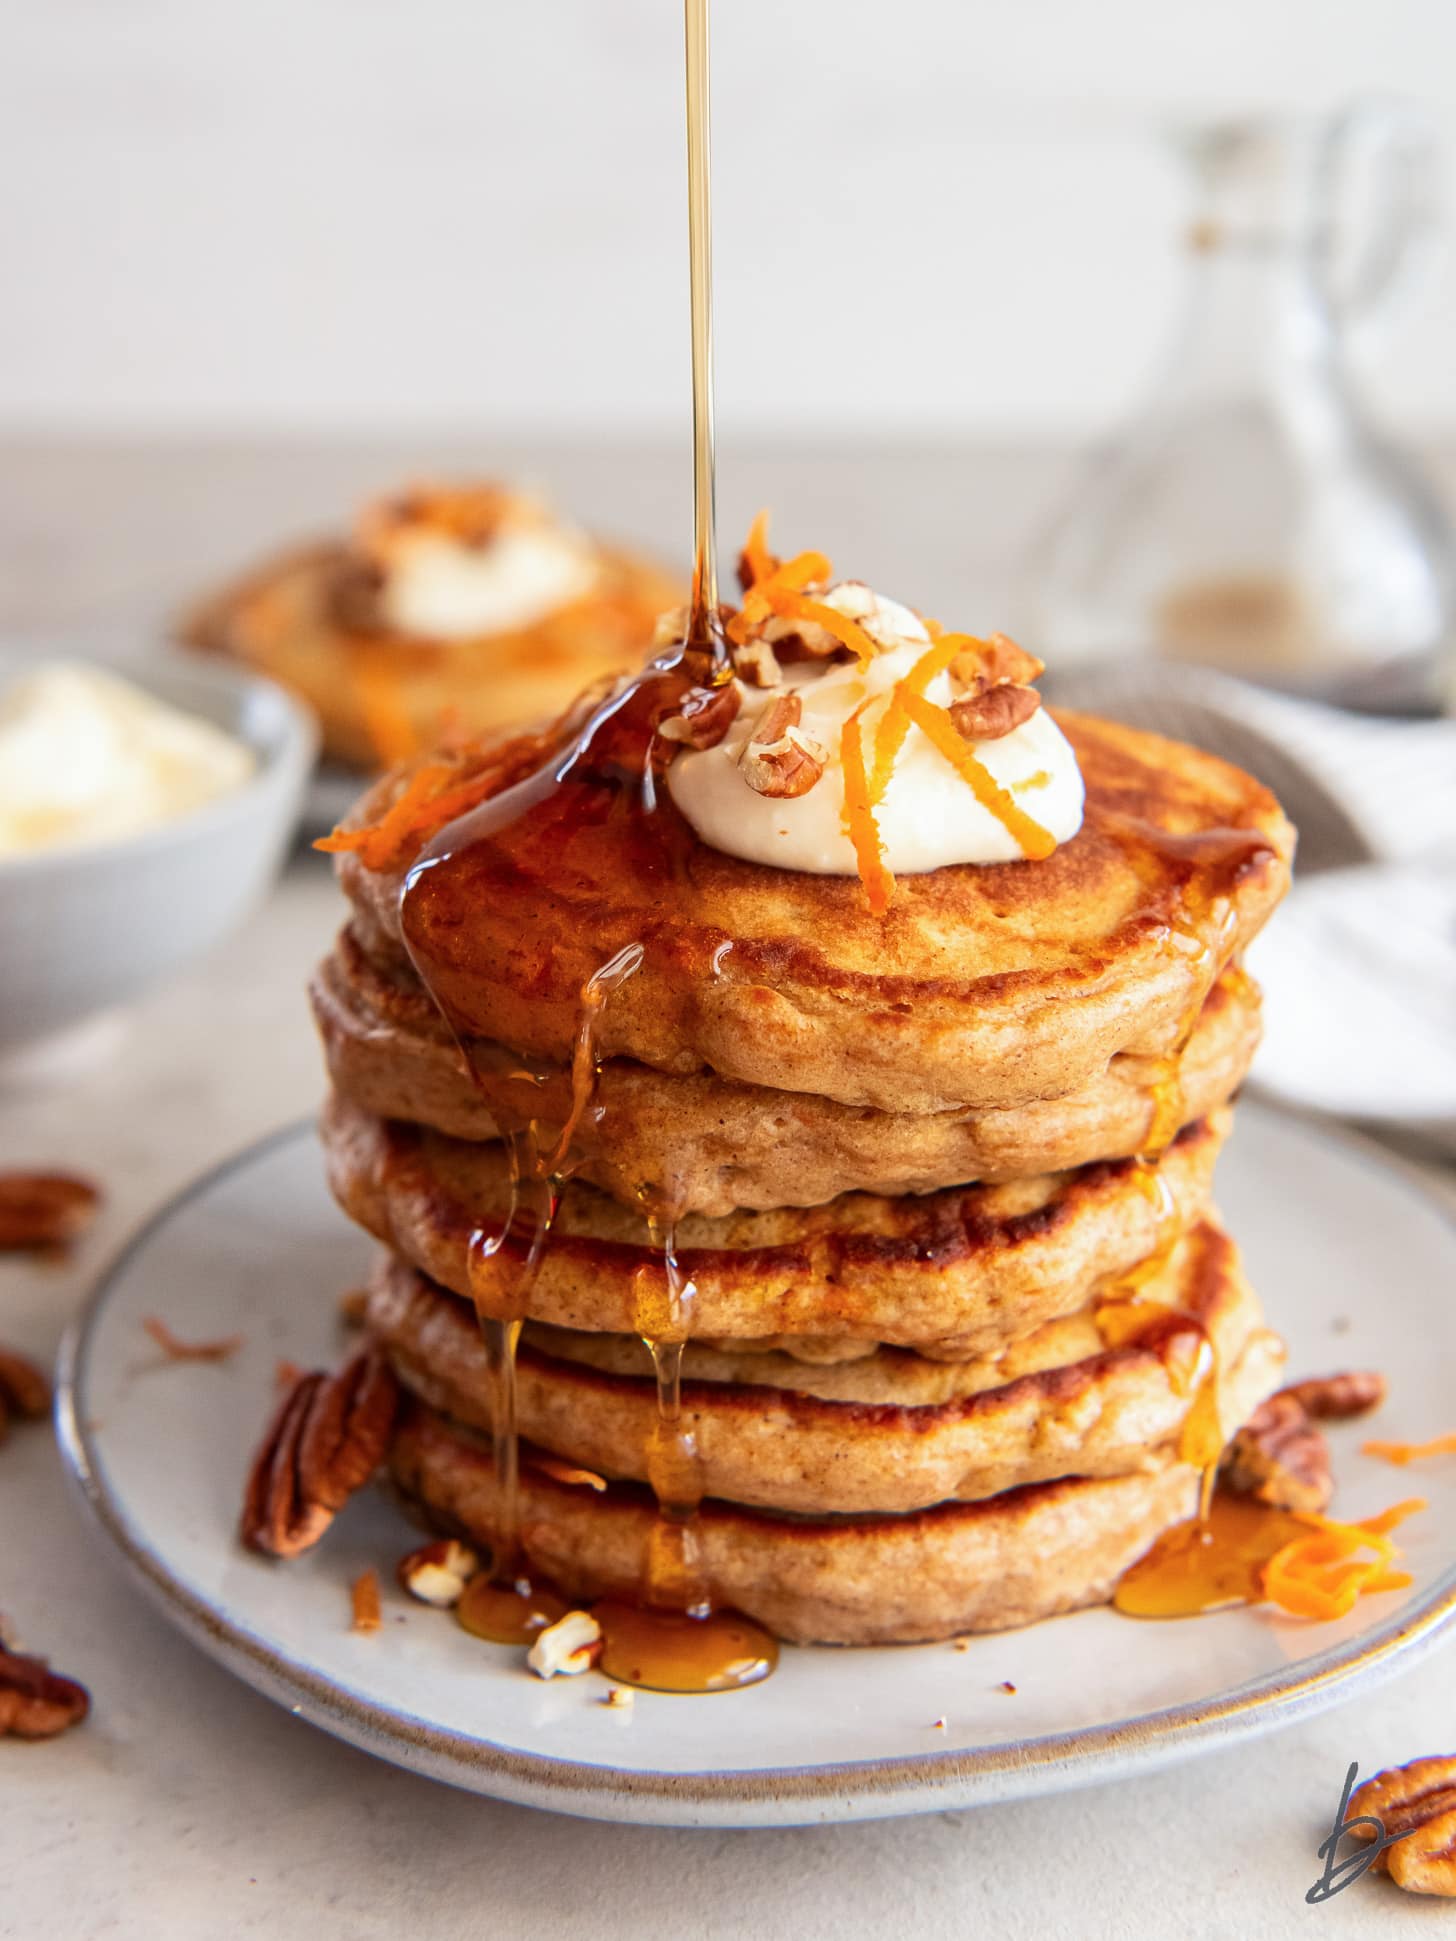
403, 0, 772, 1692
390, 0, 1289, 1664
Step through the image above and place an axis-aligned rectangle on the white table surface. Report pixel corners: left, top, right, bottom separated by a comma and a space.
5, 440, 1456, 1939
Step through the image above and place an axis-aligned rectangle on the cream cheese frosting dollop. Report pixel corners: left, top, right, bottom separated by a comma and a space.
363, 489, 601, 640
667, 583, 1085, 873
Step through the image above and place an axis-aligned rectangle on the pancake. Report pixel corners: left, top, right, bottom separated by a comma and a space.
368, 1221, 1283, 1515
390, 1398, 1210, 1643
184, 538, 679, 769
338, 710, 1293, 1115
313, 929, 1260, 1215
323, 1093, 1227, 1354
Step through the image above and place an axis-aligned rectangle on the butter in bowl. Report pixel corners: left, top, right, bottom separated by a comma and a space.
0, 653, 315, 1077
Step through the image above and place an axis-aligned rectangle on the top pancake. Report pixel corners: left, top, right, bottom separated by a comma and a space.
339, 710, 1293, 1115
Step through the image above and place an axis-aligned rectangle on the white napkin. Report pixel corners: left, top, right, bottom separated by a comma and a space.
1047, 665, 1456, 1148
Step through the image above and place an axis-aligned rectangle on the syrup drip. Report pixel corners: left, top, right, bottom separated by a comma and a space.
1099, 814, 1273, 1160
456, 1572, 571, 1645
397, 0, 763, 1693
1139, 901, 1237, 1156
1114, 1489, 1311, 1619
638, 1220, 709, 1615
1094, 1173, 1223, 1519
592, 1601, 777, 1694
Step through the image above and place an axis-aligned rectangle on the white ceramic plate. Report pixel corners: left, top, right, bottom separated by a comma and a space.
57, 1105, 1456, 1828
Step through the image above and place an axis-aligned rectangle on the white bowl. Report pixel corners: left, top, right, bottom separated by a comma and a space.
0, 651, 316, 1070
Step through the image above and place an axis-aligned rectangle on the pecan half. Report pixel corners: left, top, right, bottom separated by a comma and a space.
1350, 1757, 1456, 1894
240, 1347, 398, 1559
950, 633, 1045, 689
948, 682, 1041, 743
0, 1172, 102, 1253
1220, 1391, 1332, 1513
0, 1646, 89, 1739
740, 695, 826, 798
338, 1287, 370, 1329
1281, 1371, 1387, 1421
658, 683, 741, 750
0, 1346, 50, 1443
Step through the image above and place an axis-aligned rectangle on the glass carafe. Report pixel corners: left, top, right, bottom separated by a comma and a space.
1024, 102, 1453, 712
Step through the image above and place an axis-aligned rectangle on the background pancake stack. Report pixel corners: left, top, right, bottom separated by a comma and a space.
311, 710, 1295, 1645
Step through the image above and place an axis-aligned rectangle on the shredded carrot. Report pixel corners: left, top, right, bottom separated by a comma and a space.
1364, 1433, 1456, 1467
1356, 1496, 1428, 1536
740, 508, 777, 587
840, 706, 894, 916
142, 1316, 243, 1363
894, 689, 1058, 860
1260, 1497, 1424, 1621
727, 513, 880, 661
869, 633, 967, 800
314, 762, 453, 861
532, 1455, 608, 1492
313, 758, 509, 873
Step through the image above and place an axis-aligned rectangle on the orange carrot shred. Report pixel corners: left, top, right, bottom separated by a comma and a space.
840, 707, 894, 916
741, 508, 777, 587
143, 1316, 243, 1363
894, 689, 1058, 860
1356, 1496, 1427, 1535
776, 594, 880, 670
1363, 1433, 1456, 1467
311, 757, 514, 873
869, 634, 966, 801
1259, 1496, 1424, 1620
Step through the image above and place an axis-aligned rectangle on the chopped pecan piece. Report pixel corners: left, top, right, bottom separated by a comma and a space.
740, 695, 826, 798
658, 682, 741, 750
1281, 1371, 1387, 1421
1350, 1758, 1456, 1894
350, 1567, 383, 1633
338, 1287, 370, 1329
398, 1538, 479, 1607
0, 1172, 102, 1253
731, 635, 783, 688
0, 1646, 89, 1739
948, 682, 1041, 743
0, 1346, 50, 1443
1220, 1391, 1332, 1513
240, 1347, 398, 1559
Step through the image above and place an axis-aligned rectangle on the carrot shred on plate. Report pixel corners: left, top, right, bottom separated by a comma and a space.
1260, 1496, 1425, 1620
1363, 1433, 1456, 1466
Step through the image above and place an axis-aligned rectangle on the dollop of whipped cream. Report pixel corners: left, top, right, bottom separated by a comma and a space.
667, 582, 1084, 873
359, 485, 600, 640
0, 663, 254, 857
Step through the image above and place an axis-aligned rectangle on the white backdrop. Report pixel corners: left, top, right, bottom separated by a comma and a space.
2, 0, 1453, 438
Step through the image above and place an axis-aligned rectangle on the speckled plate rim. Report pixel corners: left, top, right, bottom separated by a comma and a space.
55, 1113, 1456, 1829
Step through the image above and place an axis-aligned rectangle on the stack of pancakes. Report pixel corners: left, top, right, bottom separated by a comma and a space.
312, 710, 1295, 1644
